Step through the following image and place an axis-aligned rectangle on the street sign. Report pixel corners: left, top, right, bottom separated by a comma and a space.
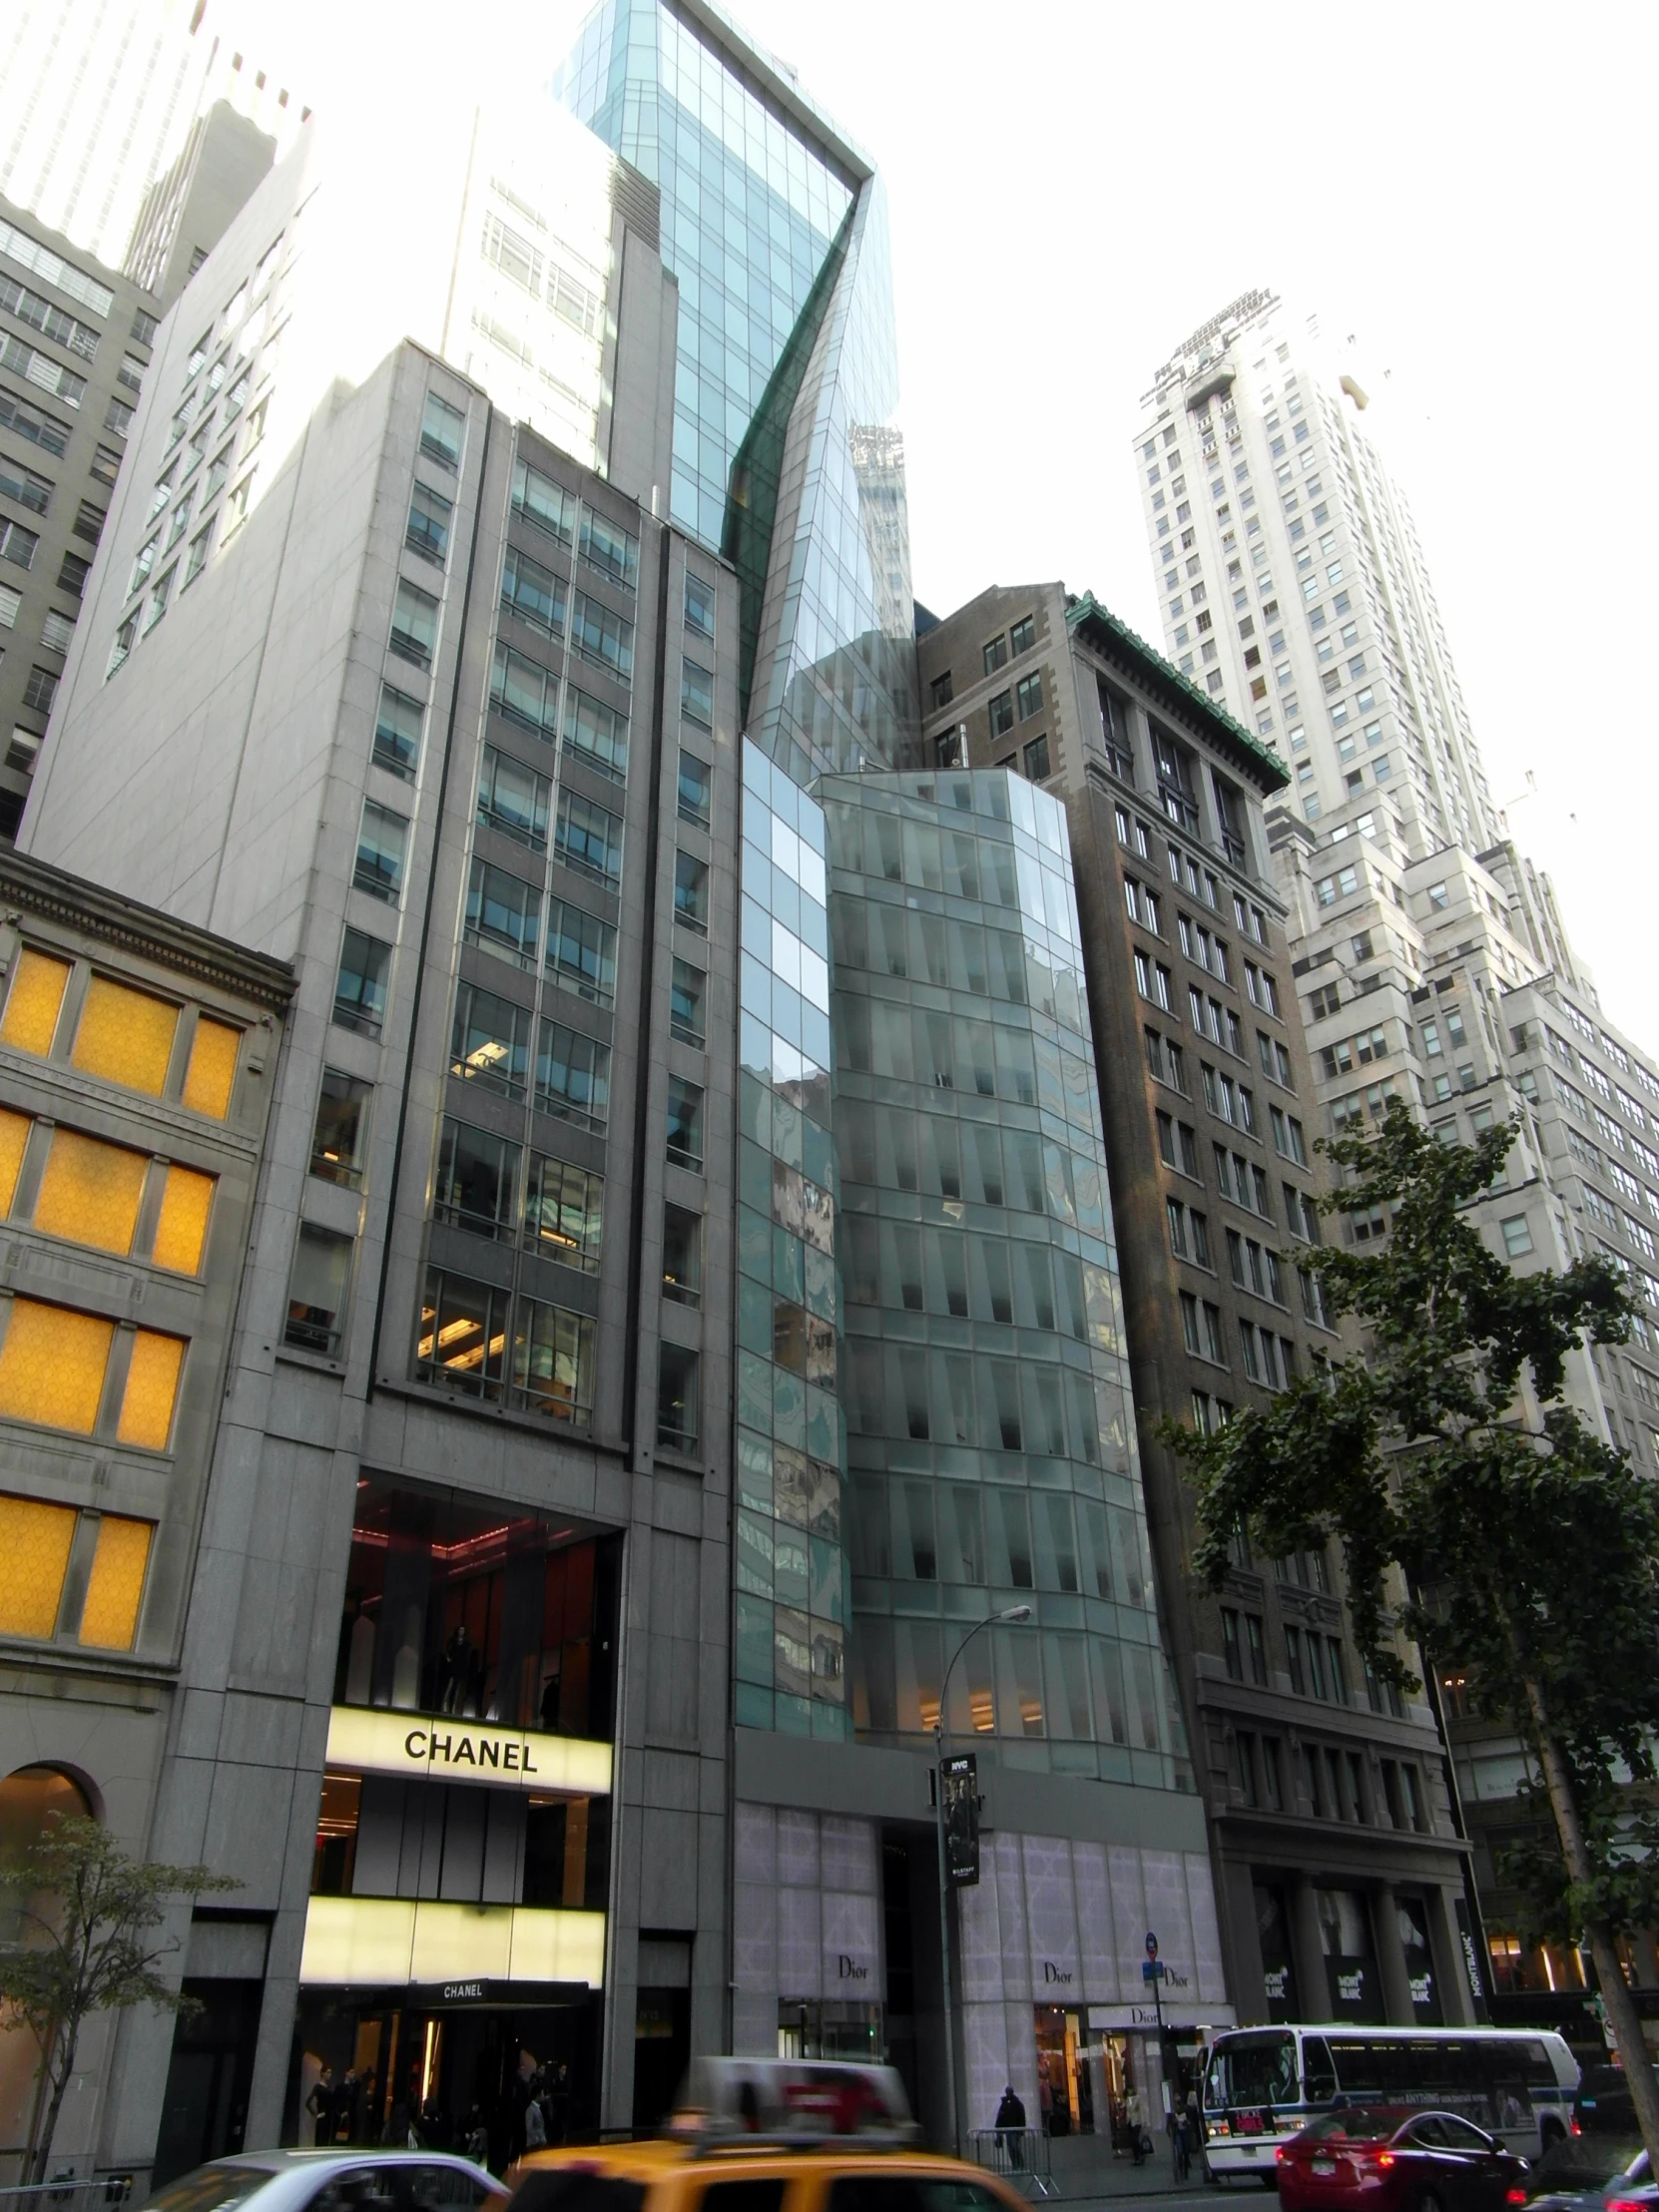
1142, 1958, 1165, 1981
1145, 1932, 1159, 1959
941, 1752, 979, 1888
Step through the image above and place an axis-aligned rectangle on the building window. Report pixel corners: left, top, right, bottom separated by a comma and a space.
662, 1205, 702, 1306
534, 1020, 609, 1132
681, 657, 714, 729
512, 1297, 596, 1423
929, 672, 953, 712
684, 571, 716, 641
677, 749, 712, 828
475, 744, 548, 846
526, 1156, 604, 1273
1500, 1215, 1533, 1259
416, 1269, 506, 1398
404, 481, 451, 566
353, 800, 407, 902
657, 1342, 700, 1454
419, 391, 464, 468
465, 858, 540, 968
674, 851, 709, 935
310, 1069, 371, 1186
1015, 672, 1043, 722
433, 1118, 519, 1239
500, 544, 565, 636
1010, 615, 1035, 656
332, 929, 390, 1038
578, 507, 639, 593
285, 1224, 353, 1355
666, 1077, 704, 1172
983, 634, 1008, 676
1023, 734, 1050, 781
389, 579, 439, 669
988, 691, 1013, 738
570, 592, 634, 684
562, 686, 628, 783
670, 957, 706, 1047
545, 894, 617, 1009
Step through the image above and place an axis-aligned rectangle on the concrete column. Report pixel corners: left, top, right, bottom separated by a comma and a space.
1425, 1887, 1476, 2025
1290, 1877, 1328, 2022
1373, 1886, 1415, 2025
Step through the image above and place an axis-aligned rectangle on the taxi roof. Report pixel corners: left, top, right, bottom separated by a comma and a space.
511, 2144, 1016, 2186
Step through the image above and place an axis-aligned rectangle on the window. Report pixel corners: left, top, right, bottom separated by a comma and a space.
353, 801, 407, 902
1270, 1106, 1308, 1165
420, 391, 464, 468
670, 957, 705, 1047
563, 686, 628, 783
983, 634, 1008, 676
988, 691, 1013, 738
475, 744, 549, 846
509, 1296, 596, 1425
1010, 614, 1035, 656
662, 1204, 702, 1306
674, 851, 709, 934
1222, 1609, 1244, 1680
143, 562, 176, 631
389, 579, 439, 669
183, 524, 211, 588
677, 749, 712, 828
0, 519, 40, 571
570, 591, 634, 682
434, 1117, 518, 1239
285, 1224, 353, 1355
417, 1270, 506, 1400
525, 1156, 604, 1273
0, 390, 71, 458
1023, 734, 1050, 781
1426, 880, 1449, 911
1152, 727, 1199, 831
511, 459, 576, 543
555, 790, 624, 886
310, 1069, 371, 1186
21, 666, 56, 715
534, 1020, 609, 1130
372, 684, 424, 782
665, 1077, 704, 1172
684, 570, 716, 640
466, 857, 541, 967
578, 507, 639, 591
681, 656, 714, 729
1015, 672, 1043, 722
1500, 1215, 1534, 1259
929, 672, 953, 711
39, 609, 73, 653
657, 1343, 700, 1453
1099, 682, 1135, 781
333, 928, 391, 1037
500, 543, 564, 635
545, 894, 617, 1008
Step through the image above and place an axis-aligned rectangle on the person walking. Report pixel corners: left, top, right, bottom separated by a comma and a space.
994, 2084, 1027, 2172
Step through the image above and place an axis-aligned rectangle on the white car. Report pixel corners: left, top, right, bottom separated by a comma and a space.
144, 2151, 506, 2212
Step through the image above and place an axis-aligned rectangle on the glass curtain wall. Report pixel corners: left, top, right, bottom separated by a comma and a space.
551, 0, 915, 779
824, 770, 1193, 1787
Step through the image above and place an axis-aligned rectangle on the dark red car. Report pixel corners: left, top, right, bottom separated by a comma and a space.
1276, 2107, 1530, 2212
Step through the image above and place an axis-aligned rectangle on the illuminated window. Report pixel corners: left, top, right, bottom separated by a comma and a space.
0, 1108, 29, 1212
152, 1166, 215, 1275
0, 1299, 113, 1432
78, 1515, 153, 1648
0, 1494, 76, 1636
33, 1128, 148, 1255
0, 949, 71, 1056
182, 1017, 239, 1117
71, 976, 178, 1094
117, 1330, 185, 1449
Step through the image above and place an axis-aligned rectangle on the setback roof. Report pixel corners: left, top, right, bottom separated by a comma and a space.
1065, 590, 1290, 796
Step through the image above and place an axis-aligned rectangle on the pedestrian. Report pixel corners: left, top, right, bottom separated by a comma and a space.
1168, 2099, 1191, 2182
1126, 2087, 1149, 2167
305, 2064, 337, 2148
994, 2083, 1027, 2172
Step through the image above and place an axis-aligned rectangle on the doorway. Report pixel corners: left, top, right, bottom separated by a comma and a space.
1032, 2005, 1095, 2136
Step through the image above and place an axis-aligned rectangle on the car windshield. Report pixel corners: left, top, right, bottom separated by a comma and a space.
1303, 2110, 1404, 2143
1207, 2033, 1300, 2111
142, 2167, 278, 2212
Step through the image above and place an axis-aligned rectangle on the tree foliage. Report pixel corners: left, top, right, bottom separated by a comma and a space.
1164, 1101, 1659, 2155
0, 1815, 237, 2182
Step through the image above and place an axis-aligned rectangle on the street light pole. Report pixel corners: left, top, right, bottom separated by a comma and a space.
933, 1603, 1032, 2162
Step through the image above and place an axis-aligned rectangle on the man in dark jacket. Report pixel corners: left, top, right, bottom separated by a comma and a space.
994, 2085, 1027, 2170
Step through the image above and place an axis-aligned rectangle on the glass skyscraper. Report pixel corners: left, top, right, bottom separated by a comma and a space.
552, 0, 915, 780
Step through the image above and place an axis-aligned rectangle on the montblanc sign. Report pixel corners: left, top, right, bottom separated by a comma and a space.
325, 1706, 614, 1796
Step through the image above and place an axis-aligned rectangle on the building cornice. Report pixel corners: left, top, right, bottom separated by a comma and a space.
0, 849, 295, 1011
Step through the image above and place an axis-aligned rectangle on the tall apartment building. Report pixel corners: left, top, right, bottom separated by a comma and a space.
0, 0, 301, 273
913, 585, 1480, 2040
1136, 290, 1659, 2032
0, 848, 291, 2179
1, 199, 159, 835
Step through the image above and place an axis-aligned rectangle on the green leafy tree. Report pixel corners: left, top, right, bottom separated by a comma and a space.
0, 1814, 238, 2182
1164, 1100, 1659, 2162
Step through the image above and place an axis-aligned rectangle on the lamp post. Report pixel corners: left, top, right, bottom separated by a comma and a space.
934, 1603, 1032, 2160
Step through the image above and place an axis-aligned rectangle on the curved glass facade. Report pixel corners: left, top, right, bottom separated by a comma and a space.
823, 770, 1192, 1788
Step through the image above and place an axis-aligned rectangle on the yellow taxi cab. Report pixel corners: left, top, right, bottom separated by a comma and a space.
506, 2059, 1027, 2212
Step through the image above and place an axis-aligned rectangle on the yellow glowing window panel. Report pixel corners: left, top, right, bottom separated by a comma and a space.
0, 1493, 77, 1639
71, 976, 179, 1096
77, 1514, 153, 1650
0, 950, 71, 1058
33, 1129, 149, 1256
0, 1109, 31, 1216
182, 1018, 240, 1119
0, 1300, 114, 1433
152, 1165, 215, 1275
116, 1330, 185, 1450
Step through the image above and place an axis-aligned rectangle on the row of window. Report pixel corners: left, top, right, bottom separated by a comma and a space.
1233, 1726, 1428, 1830
926, 611, 1035, 711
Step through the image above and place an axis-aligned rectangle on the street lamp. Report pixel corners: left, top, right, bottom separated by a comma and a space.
934, 1603, 1032, 2161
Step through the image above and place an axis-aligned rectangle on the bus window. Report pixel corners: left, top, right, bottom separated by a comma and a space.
1207, 2033, 1300, 2111
1303, 2038, 1337, 2103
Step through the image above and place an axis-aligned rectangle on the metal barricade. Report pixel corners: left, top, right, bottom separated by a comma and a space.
969, 2129, 1056, 2198
0, 2181, 134, 2212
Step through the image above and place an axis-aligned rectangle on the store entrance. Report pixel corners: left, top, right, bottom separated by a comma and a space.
1032, 2005, 1095, 2137
289, 1986, 601, 2168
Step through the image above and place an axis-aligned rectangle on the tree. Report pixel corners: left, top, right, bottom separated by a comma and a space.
1164, 1100, 1659, 2163
0, 1814, 238, 2182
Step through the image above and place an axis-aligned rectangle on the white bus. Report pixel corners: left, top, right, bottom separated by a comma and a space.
1201, 2025, 1579, 2183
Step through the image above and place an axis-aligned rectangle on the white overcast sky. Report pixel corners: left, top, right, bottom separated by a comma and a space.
237, 0, 1658, 1039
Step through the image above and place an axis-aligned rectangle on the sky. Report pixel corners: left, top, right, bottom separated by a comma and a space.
125, 0, 1659, 1041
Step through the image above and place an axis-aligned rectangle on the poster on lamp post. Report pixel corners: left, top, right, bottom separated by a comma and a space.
942, 1752, 979, 1887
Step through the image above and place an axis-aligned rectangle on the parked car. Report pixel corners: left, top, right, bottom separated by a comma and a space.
1274, 2107, 1529, 2212
1577, 2071, 1659, 2141
143, 2151, 506, 2212
1527, 2147, 1652, 2212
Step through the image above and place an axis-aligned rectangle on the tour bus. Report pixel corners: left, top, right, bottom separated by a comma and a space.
1201, 2025, 1580, 2183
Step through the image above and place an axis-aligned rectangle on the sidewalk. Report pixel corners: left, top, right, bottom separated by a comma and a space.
979, 2134, 1222, 2201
